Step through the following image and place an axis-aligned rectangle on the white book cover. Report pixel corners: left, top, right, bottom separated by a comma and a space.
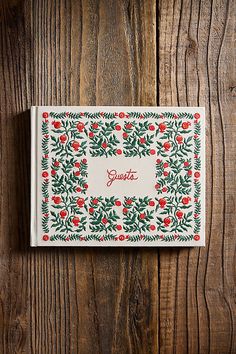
31, 106, 205, 247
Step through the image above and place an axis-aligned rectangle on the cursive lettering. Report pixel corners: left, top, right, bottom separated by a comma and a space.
106, 169, 138, 187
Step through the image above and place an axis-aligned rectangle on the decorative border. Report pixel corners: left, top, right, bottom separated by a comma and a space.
40, 111, 202, 243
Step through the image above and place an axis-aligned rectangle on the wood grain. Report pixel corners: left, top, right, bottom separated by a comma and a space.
158, 0, 236, 353
0, 0, 235, 353
0, 1, 157, 353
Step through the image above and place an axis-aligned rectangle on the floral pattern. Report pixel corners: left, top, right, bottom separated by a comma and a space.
40, 110, 203, 244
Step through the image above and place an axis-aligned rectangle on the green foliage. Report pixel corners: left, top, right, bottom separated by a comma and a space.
42, 121, 49, 135
41, 157, 49, 170
42, 180, 49, 198
123, 121, 154, 157
123, 196, 154, 233
41, 201, 49, 214
89, 121, 120, 157
50, 112, 67, 119
42, 136, 49, 155
89, 197, 120, 233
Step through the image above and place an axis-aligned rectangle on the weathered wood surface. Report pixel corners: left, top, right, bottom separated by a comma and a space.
0, 0, 235, 353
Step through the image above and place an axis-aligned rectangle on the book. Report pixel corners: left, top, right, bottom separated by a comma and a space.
31, 106, 205, 246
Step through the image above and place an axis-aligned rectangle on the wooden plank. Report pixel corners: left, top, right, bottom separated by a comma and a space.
0, 0, 158, 353
158, 0, 236, 353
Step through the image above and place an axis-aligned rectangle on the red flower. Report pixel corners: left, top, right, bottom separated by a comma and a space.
155, 183, 160, 189
176, 135, 183, 144
163, 171, 169, 177
163, 162, 169, 168
53, 121, 61, 129
52, 196, 61, 204
123, 132, 128, 139
92, 198, 99, 205
89, 132, 94, 138
92, 122, 99, 130
140, 213, 146, 219
84, 183, 88, 189
42, 234, 49, 241
149, 224, 156, 231
77, 198, 85, 207
76, 122, 85, 132
184, 161, 189, 167
51, 169, 56, 176
115, 200, 121, 206
194, 171, 200, 178
139, 137, 146, 144
187, 170, 192, 176
82, 158, 87, 164
44, 154, 49, 158
159, 198, 166, 208
102, 217, 108, 224
76, 187, 81, 192
149, 124, 155, 131
159, 123, 166, 132
194, 113, 200, 119
162, 187, 167, 192
163, 142, 171, 151
126, 198, 133, 205
149, 200, 155, 207
116, 149, 122, 155
60, 210, 67, 218
89, 207, 94, 214
74, 162, 80, 168
156, 159, 162, 164
176, 211, 183, 219
119, 235, 125, 241
102, 142, 108, 149
150, 149, 156, 155
42, 171, 48, 178
72, 141, 80, 151
72, 217, 80, 226
115, 124, 121, 131
125, 123, 133, 129
74, 171, 80, 176
194, 134, 198, 139
54, 161, 60, 167
42, 112, 48, 118
119, 112, 125, 118
182, 197, 190, 205
182, 122, 190, 129
123, 207, 128, 214
164, 217, 171, 226
60, 135, 67, 143
194, 234, 200, 241
116, 225, 122, 231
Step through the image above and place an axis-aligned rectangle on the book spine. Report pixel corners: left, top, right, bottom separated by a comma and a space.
30, 106, 38, 246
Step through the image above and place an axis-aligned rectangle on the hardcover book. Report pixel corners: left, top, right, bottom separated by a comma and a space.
31, 106, 205, 246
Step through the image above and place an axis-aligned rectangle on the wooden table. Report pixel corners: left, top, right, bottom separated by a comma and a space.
0, 1, 235, 353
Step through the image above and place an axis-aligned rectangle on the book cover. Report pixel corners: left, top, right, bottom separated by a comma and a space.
31, 106, 205, 246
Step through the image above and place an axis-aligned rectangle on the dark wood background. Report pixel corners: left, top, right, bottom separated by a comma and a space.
0, 0, 235, 353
